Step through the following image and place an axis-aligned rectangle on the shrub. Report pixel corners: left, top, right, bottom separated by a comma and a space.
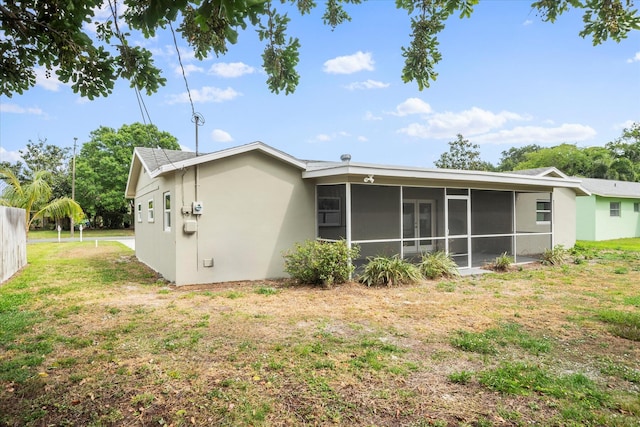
359, 255, 422, 287
490, 252, 513, 271
541, 245, 568, 266
283, 240, 359, 286
419, 251, 460, 279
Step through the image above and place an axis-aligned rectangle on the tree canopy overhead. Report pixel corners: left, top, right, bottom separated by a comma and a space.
2, 0, 638, 99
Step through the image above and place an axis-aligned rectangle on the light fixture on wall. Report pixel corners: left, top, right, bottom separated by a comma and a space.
363, 175, 375, 184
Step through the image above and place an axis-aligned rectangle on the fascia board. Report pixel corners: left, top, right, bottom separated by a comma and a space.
302, 164, 591, 195
125, 149, 145, 198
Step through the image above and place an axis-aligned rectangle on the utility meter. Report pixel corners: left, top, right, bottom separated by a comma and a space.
192, 201, 204, 215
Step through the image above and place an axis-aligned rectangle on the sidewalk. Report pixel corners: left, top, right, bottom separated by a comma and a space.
28, 236, 135, 250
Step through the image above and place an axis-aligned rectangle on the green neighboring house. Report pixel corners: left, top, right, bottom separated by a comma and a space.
576, 178, 640, 241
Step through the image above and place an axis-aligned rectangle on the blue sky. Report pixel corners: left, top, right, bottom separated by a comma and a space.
1, 1, 639, 169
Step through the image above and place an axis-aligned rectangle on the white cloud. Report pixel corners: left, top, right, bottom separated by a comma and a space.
473, 124, 597, 145
315, 134, 332, 142
344, 79, 389, 90
398, 106, 528, 138
357, 136, 368, 142
34, 67, 66, 91
323, 51, 374, 74
0, 147, 23, 163
210, 129, 233, 142
391, 98, 433, 117
166, 86, 240, 104
175, 63, 204, 76
180, 145, 194, 152
627, 52, 640, 63
523, 19, 533, 26
364, 111, 382, 121
0, 102, 45, 116
209, 62, 256, 78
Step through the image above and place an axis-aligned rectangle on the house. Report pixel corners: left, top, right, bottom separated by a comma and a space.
125, 142, 589, 285
575, 177, 640, 241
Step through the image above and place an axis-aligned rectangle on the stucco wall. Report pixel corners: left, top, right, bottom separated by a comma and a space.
166, 151, 315, 285
1, 207, 27, 284
133, 169, 177, 282
576, 196, 596, 241
553, 187, 577, 248
592, 196, 640, 241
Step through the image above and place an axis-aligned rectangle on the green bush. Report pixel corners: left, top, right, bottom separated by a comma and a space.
541, 245, 568, 266
283, 240, 359, 286
359, 255, 422, 287
419, 251, 460, 279
490, 252, 513, 271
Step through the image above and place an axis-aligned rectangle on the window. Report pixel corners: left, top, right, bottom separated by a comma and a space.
610, 202, 621, 217
536, 200, 551, 223
634, 202, 639, 213
147, 199, 154, 222
137, 203, 142, 223
318, 196, 341, 226
163, 192, 171, 231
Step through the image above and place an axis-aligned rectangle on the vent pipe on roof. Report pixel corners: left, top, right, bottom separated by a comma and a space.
340, 154, 351, 162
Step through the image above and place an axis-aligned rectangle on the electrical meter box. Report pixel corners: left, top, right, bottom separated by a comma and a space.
192, 201, 204, 215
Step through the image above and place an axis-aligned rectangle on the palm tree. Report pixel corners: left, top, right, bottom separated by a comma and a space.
0, 168, 84, 234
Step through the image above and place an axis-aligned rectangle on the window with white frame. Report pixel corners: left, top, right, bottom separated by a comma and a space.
634, 202, 639, 213
137, 202, 142, 223
318, 196, 341, 226
163, 192, 171, 231
148, 199, 154, 222
536, 200, 551, 223
610, 202, 621, 217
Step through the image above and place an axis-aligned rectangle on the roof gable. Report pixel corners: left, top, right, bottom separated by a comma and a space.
125, 142, 306, 198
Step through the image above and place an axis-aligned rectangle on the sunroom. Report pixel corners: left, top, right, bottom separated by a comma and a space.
304, 162, 588, 270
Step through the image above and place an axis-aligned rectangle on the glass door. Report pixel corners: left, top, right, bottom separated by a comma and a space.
403, 200, 434, 254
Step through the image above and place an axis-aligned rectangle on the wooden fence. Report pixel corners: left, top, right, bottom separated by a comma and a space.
1, 206, 27, 284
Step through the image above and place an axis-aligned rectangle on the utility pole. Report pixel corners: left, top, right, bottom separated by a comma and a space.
70, 137, 77, 237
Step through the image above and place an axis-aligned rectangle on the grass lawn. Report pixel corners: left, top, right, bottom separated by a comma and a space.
1, 241, 639, 426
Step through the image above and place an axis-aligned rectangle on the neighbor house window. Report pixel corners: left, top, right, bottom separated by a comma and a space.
318, 197, 341, 226
163, 192, 171, 231
148, 199, 154, 222
610, 202, 621, 217
137, 203, 142, 223
536, 200, 551, 223
634, 202, 639, 213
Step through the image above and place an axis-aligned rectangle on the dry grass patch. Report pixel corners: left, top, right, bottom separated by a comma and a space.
0, 242, 639, 426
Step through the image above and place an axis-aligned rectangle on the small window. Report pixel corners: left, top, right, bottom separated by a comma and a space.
318, 197, 341, 226
610, 202, 621, 217
137, 203, 142, 223
163, 192, 171, 231
148, 199, 154, 222
536, 200, 551, 223
634, 202, 639, 213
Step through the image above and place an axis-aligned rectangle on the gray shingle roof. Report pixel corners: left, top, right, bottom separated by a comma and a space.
135, 147, 198, 172
577, 177, 640, 198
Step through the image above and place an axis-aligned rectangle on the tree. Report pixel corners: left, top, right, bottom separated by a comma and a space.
0, 168, 84, 233
2, 1, 638, 98
497, 144, 541, 171
75, 123, 180, 228
19, 139, 72, 200
435, 134, 492, 170
514, 143, 591, 176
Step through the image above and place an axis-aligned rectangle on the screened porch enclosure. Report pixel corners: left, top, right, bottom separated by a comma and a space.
317, 184, 553, 269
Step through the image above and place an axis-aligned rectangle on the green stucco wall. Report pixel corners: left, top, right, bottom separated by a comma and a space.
577, 195, 640, 241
